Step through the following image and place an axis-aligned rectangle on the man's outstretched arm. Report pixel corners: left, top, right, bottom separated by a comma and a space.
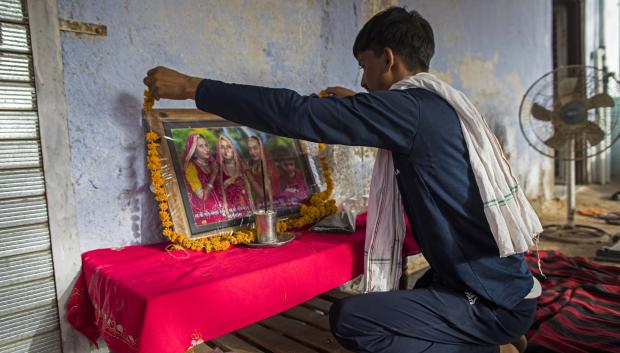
144, 67, 419, 153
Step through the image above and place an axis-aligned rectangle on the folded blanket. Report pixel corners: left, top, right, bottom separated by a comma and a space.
525, 251, 620, 353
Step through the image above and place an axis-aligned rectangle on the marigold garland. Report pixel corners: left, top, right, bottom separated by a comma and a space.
143, 90, 154, 111
144, 91, 337, 252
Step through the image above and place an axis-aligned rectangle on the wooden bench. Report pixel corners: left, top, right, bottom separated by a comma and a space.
191, 290, 352, 353
192, 255, 430, 353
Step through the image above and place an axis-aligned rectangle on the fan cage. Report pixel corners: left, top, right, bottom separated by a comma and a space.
518, 65, 620, 161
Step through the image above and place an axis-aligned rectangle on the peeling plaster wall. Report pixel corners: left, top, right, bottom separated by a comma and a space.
396, 0, 554, 202
57, 0, 363, 252
58, 0, 552, 252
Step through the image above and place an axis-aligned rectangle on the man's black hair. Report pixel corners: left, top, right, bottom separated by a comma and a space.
353, 7, 435, 71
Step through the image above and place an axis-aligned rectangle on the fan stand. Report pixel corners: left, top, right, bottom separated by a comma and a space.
542, 139, 609, 243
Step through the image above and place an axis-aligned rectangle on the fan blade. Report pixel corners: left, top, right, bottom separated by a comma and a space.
582, 121, 606, 146
545, 132, 571, 150
586, 93, 615, 109
531, 103, 555, 121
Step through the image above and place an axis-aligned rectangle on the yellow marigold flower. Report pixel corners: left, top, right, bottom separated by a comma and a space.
276, 222, 287, 233
144, 91, 155, 111
155, 194, 168, 202
145, 131, 159, 142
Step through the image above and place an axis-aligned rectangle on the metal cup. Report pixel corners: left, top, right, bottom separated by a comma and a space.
254, 210, 277, 243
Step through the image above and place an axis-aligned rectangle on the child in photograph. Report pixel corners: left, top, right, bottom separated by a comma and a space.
273, 147, 309, 207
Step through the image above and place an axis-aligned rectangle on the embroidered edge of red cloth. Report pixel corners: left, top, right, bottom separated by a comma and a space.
67, 270, 100, 347
67, 214, 395, 353
525, 250, 620, 353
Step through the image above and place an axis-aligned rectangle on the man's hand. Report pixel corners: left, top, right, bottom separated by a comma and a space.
143, 66, 203, 100
321, 86, 357, 97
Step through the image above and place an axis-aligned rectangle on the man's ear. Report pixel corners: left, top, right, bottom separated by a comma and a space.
383, 47, 395, 73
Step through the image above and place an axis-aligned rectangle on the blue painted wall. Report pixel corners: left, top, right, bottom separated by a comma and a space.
409, 0, 553, 197
57, 0, 552, 252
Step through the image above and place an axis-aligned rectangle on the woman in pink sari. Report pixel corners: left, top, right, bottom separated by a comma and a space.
216, 135, 255, 218
182, 134, 224, 225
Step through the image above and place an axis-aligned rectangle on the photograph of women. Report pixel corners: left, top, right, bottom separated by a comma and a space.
165, 123, 316, 234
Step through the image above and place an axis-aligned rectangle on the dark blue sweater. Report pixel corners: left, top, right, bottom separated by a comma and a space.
195, 79, 533, 309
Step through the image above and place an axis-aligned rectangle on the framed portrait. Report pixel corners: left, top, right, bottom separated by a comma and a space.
144, 109, 318, 238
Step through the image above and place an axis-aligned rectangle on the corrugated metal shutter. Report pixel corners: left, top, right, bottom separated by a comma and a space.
0, 1, 62, 352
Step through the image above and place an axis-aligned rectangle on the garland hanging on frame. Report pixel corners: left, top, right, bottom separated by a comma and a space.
144, 90, 337, 252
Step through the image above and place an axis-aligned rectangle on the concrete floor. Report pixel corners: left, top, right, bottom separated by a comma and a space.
538, 182, 620, 260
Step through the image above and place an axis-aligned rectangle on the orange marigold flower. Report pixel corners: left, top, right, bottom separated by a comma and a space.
144, 91, 155, 111
145, 131, 159, 142
148, 155, 161, 164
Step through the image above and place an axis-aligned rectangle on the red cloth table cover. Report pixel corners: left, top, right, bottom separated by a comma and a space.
68, 216, 365, 353
67, 214, 419, 353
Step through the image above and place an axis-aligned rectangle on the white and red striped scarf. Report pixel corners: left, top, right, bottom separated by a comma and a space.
361, 148, 405, 292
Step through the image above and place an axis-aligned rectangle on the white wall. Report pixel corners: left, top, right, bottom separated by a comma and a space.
585, 0, 620, 180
